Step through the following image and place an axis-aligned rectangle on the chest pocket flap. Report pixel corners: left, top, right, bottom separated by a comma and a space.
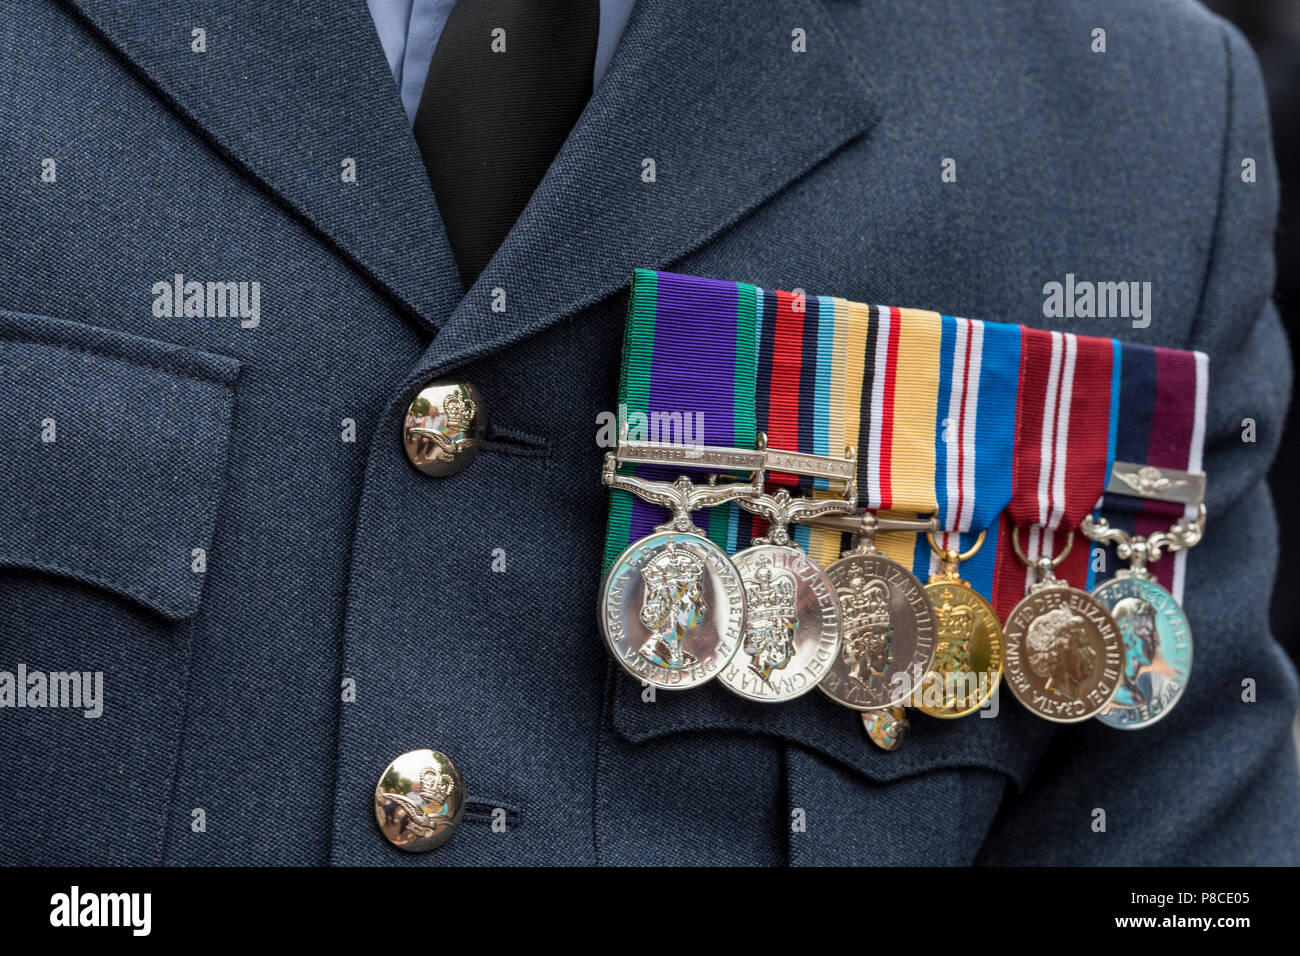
0, 309, 241, 619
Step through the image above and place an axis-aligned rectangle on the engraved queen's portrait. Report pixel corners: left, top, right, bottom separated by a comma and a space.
742, 558, 798, 683
838, 575, 894, 689
1112, 596, 1166, 707
638, 544, 707, 668
1025, 605, 1097, 699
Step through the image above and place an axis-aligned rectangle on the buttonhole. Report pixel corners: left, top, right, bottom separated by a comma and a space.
463, 799, 522, 828
483, 425, 549, 459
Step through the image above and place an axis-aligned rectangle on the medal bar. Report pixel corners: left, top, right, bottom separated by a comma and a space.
598, 269, 1216, 740
614, 438, 765, 475
1105, 461, 1206, 506
802, 511, 938, 537
756, 439, 857, 483
612, 433, 857, 489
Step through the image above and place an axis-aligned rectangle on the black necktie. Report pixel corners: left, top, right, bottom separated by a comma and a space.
414, 0, 600, 288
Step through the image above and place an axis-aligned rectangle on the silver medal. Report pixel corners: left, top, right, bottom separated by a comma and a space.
602, 530, 745, 689
1092, 575, 1192, 729
1082, 507, 1204, 729
718, 488, 850, 703
599, 454, 756, 689
819, 547, 937, 711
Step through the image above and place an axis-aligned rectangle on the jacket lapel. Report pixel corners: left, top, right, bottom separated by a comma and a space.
59, 0, 460, 333
423, 0, 880, 375
59, 0, 878, 353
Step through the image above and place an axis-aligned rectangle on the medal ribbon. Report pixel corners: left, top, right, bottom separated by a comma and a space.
601, 269, 759, 570
738, 291, 870, 563
606, 273, 995, 582
913, 316, 1023, 597
735, 298, 943, 568
1090, 344, 1209, 602
853, 305, 944, 569
606, 272, 1153, 621
992, 329, 1121, 619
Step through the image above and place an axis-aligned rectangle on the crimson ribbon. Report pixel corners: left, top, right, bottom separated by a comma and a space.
992, 328, 1120, 618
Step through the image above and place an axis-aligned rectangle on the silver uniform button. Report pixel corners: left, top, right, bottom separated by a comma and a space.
374, 749, 466, 852
402, 379, 487, 477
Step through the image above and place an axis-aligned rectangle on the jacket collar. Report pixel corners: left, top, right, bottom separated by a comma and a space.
61, 0, 878, 363
422, 0, 879, 375
61, 0, 461, 333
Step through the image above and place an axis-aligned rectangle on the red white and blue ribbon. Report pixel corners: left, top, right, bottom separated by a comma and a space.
912, 316, 1022, 595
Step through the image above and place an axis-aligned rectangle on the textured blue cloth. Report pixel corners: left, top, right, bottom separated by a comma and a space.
0, 0, 1295, 866
367, 0, 637, 121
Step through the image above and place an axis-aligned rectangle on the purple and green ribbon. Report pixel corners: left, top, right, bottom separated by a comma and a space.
601, 270, 759, 569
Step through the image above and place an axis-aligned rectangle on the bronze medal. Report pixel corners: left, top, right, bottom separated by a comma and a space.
1001, 529, 1123, 722
1003, 582, 1123, 723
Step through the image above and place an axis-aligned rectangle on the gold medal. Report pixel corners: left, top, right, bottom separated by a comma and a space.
913, 531, 1003, 718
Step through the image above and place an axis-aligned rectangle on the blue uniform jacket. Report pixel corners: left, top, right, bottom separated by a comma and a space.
1, 0, 1296, 865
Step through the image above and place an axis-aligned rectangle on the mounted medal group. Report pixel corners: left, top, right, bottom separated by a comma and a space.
597, 270, 1209, 750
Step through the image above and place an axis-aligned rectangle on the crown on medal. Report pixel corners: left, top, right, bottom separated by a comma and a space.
939, 598, 974, 625
937, 597, 975, 638
745, 559, 796, 629
444, 390, 475, 431
842, 575, 890, 630
642, 544, 705, 590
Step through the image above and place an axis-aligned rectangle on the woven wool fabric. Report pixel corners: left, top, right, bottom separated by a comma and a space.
2, 0, 1294, 867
